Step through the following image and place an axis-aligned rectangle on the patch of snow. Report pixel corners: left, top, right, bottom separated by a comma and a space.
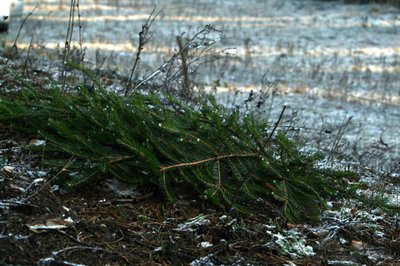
36, 171, 47, 177
175, 214, 211, 232
199, 241, 213, 248
105, 179, 138, 198
37, 258, 85, 266
2, 165, 14, 173
327, 261, 358, 266
29, 139, 46, 146
154, 246, 163, 252
268, 228, 316, 259
190, 254, 215, 266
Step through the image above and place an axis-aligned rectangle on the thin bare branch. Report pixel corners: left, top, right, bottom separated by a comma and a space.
61, 0, 78, 92
160, 152, 258, 173
124, 6, 161, 96
264, 105, 287, 147
10, 4, 39, 55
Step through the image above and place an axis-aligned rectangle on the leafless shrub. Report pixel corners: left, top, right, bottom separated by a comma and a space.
124, 6, 160, 96
127, 24, 223, 101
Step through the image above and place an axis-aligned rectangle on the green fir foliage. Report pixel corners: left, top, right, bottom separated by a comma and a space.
0, 84, 347, 221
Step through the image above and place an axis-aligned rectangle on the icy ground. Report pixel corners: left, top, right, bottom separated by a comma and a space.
2, 0, 399, 172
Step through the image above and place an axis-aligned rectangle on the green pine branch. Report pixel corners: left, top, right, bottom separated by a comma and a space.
0, 84, 350, 221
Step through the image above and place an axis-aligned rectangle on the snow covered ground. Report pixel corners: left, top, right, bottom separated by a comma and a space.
2, 0, 399, 172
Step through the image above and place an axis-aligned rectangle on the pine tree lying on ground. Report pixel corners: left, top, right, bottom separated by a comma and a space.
0, 84, 349, 221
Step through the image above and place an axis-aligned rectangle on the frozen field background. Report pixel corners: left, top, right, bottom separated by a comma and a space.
2, 0, 399, 172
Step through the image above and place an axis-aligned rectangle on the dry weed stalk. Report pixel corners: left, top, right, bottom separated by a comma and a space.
10, 4, 38, 56
76, 0, 84, 65
61, 0, 78, 92
125, 6, 160, 96
176, 35, 191, 99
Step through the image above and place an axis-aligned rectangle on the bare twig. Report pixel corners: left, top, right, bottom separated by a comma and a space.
263, 105, 287, 147
176, 35, 191, 99
61, 0, 78, 92
22, 36, 34, 76
212, 159, 222, 196
160, 152, 257, 173
10, 4, 39, 56
106, 155, 134, 164
95, 50, 107, 74
124, 6, 160, 96
76, 0, 84, 64
49, 245, 105, 257
328, 115, 352, 162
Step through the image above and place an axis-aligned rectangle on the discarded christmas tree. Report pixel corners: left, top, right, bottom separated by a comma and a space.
0, 84, 346, 221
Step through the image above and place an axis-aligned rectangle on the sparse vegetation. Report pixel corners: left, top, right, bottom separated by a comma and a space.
0, 0, 399, 265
